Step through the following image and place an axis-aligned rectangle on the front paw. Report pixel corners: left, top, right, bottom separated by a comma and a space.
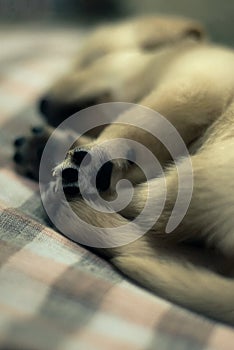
54, 143, 130, 197
13, 125, 51, 181
13, 124, 85, 182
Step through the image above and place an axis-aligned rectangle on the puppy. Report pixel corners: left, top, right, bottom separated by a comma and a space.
14, 15, 234, 324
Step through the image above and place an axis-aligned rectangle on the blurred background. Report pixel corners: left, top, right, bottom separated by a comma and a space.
0, 0, 233, 146
0, 0, 233, 45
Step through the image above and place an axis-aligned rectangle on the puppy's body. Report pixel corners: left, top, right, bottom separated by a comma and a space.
14, 16, 234, 324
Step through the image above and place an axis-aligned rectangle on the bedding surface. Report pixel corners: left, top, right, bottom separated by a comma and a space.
0, 25, 234, 350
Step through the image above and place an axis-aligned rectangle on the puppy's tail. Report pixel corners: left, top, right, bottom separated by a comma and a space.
112, 253, 234, 324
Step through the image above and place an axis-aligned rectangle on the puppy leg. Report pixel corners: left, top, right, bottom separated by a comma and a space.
112, 254, 234, 324
120, 101, 234, 255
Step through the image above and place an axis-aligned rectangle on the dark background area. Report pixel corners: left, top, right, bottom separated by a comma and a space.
0, 0, 233, 45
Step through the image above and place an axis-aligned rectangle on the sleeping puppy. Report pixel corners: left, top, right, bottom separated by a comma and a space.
13, 15, 234, 324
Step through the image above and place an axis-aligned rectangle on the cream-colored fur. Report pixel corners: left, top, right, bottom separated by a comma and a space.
54, 101, 234, 325
15, 16, 234, 324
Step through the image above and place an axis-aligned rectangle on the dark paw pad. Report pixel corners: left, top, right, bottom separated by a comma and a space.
14, 136, 26, 147
96, 161, 113, 192
62, 167, 79, 184
39, 97, 49, 116
63, 186, 80, 196
13, 152, 23, 164
72, 149, 91, 166
31, 126, 44, 135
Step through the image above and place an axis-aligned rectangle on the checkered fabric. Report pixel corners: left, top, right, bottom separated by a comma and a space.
0, 24, 234, 350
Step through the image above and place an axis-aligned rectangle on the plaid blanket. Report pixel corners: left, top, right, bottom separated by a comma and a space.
0, 24, 234, 350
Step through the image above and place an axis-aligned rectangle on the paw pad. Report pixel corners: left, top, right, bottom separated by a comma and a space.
73, 149, 91, 166
96, 161, 113, 192
14, 136, 26, 147
31, 126, 44, 135
13, 152, 23, 164
62, 167, 79, 183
